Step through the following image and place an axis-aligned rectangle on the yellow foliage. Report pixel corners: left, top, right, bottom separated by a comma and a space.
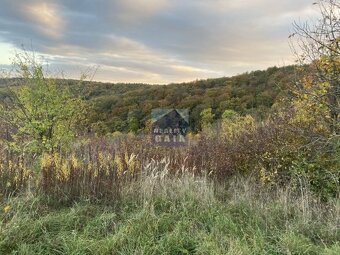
114, 154, 124, 177
259, 165, 278, 185
222, 114, 255, 140
126, 153, 137, 176
41, 153, 53, 168
3, 205, 11, 214
290, 76, 331, 134
70, 153, 79, 169
60, 161, 69, 180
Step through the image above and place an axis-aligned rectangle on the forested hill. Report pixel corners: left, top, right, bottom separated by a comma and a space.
0, 65, 300, 134
81, 65, 299, 134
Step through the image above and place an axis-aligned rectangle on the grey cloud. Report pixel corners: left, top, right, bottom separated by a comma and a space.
0, 0, 317, 83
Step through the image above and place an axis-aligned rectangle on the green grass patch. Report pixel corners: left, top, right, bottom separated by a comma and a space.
0, 177, 338, 254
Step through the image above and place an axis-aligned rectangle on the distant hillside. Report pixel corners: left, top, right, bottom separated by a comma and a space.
0, 65, 302, 134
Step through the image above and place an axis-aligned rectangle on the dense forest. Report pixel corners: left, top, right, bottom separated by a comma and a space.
1, 64, 300, 135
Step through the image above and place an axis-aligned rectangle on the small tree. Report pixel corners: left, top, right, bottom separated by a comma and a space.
221, 109, 255, 140
291, 0, 339, 134
127, 110, 139, 133
200, 107, 214, 130
286, 0, 339, 197
0, 52, 88, 154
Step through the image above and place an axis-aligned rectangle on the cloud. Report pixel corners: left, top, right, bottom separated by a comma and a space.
20, 1, 65, 39
112, 0, 170, 23
44, 37, 221, 84
0, 0, 318, 83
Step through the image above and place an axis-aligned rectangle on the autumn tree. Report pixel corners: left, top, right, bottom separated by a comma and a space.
291, 0, 339, 135
127, 110, 139, 133
0, 52, 88, 154
200, 107, 214, 130
280, 0, 340, 196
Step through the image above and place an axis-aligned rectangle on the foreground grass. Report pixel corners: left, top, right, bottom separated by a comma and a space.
0, 174, 339, 255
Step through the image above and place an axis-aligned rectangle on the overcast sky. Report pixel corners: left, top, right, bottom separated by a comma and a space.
0, 0, 319, 84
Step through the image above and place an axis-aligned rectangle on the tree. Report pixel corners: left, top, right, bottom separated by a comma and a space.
284, 0, 340, 197
0, 52, 88, 154
291, 0, 339, 134
221, 109, 239, 121
200, 107, 214, 130
127, 110, 139, 133
221, 109, 255, 140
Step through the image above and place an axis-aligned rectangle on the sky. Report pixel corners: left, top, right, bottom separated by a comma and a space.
0, 0, 319, 84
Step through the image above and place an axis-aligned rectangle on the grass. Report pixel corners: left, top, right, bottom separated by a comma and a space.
0, 167, 338, 255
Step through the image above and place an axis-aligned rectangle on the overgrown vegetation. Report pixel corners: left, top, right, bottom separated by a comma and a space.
0, 0, 339, 254
0, 172, 339, 254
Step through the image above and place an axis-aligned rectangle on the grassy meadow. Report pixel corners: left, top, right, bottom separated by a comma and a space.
0, 133, 339, 254
1, 166, 339, 255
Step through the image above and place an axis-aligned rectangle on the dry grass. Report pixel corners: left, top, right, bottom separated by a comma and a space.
0, 115, 338, 203
0, 166, 338, 254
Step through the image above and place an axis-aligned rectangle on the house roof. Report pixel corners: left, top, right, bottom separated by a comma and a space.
153, 109, 189, 129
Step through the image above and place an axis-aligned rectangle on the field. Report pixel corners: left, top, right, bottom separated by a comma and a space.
0, 133, 339, 254
1, 170, 339, 254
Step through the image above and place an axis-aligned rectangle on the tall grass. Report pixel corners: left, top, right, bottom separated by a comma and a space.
0, 164, 338, 254
0, 117, 339, 204
0, 118, 338, 253
0, 152, 32, 198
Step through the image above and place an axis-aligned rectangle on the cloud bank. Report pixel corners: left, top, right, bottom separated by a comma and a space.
0, 0, 318, 84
